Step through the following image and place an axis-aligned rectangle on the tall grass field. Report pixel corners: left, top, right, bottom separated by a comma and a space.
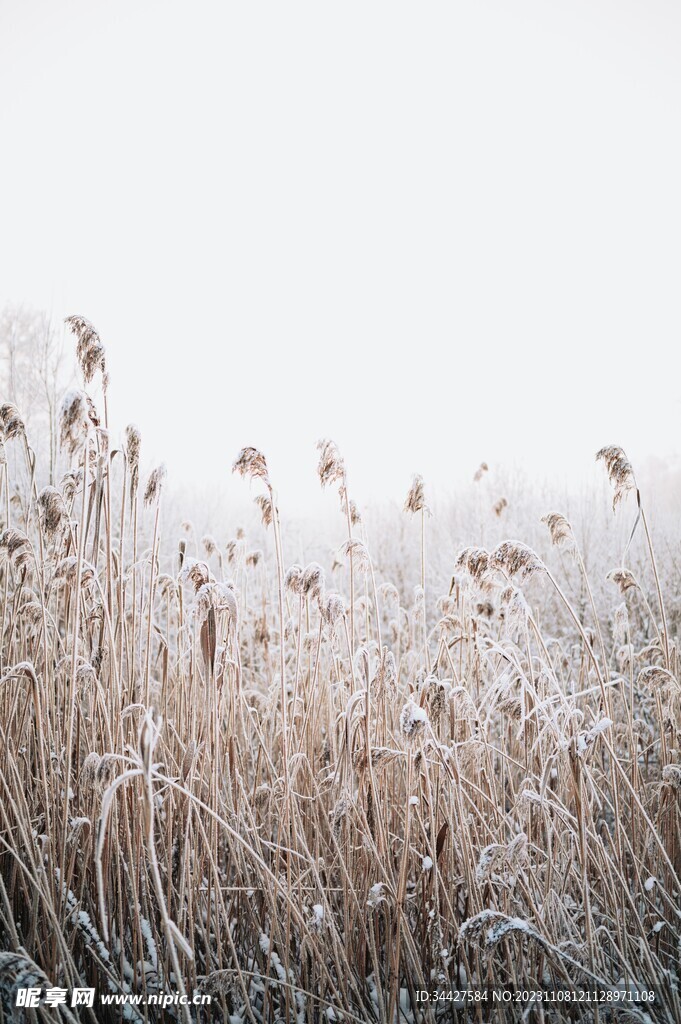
0, 317, 679, 1022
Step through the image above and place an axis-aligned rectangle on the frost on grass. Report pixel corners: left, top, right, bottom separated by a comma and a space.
400, 698, 428, 739
0, 335, 678, 1024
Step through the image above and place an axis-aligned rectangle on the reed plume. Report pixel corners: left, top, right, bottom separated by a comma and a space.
65, 314, 107, 386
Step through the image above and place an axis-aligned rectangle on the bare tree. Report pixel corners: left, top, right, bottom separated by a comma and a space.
0, 305, 68, 483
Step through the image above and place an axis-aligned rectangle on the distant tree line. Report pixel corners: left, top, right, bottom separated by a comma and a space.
0, 305, 70, 484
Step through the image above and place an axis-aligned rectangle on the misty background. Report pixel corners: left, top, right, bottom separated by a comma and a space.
1, 0, 680, 517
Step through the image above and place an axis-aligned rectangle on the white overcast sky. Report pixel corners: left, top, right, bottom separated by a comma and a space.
0, 0, 680, 510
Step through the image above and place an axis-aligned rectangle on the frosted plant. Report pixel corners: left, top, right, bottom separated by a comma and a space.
613, 601, 629, 645
340, 537, 371, 573
321, 592, 346, 634
55, 555, 97, 586
574, 717, 613, 757
0, 318, 678, 1023
300, 562, 326, 600
455, 546, 493, 588
59, 388, 96, 455
340, 489, 361, 525
201, 534, 217, 556
541, 511, 574, 547
178, 558, 211, 591
476, 833, 527, 884
459, 909, 540, 951
0, 402, 25, 440
316, 438, 345, 489
596, 444, 637, 510
125, 424, 141, 501
143, 464, 167, 506
400, 698, 428, 740
491, 540, 545, 581
0, 528, 32, 572
233, 446, 270, 485
284, 563, 304, 593
254, 492, 273, 527
499, 584, 530, 640
661, 765, 681, 789
37, 486, 68, 539
608, 567, 639, 594
403, 473, 428, 515
367, 882, 386, 908
65, 313, 107, 386
374, 645, 397, 699
637, 666, 678, 692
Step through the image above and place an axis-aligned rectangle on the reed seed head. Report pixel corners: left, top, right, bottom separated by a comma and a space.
404, 474, 428, 515
59, 388, 96, 455
233, 447, 270, 486
0, 402, 25, 441
0, 528, 31, 572
143, 464, 166, 507
491, 541, 545, 581
541, 512, 573, 547
254, 493, 273, 527
37, 486, 68, 540
125, 424, 141, 499
607, 567, 639, 594
455, 547, 492, 587
596, 445, 636, 510
400, 698, 428, 740
316, 439, 345, 489
301, 562, 325, 600
65, 314, 107, 385
661, 764, 681, 790
201, 535, 218, 556
493, 497, 508, 517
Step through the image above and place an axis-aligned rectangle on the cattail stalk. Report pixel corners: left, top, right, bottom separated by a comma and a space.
59, 444, 89, 899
